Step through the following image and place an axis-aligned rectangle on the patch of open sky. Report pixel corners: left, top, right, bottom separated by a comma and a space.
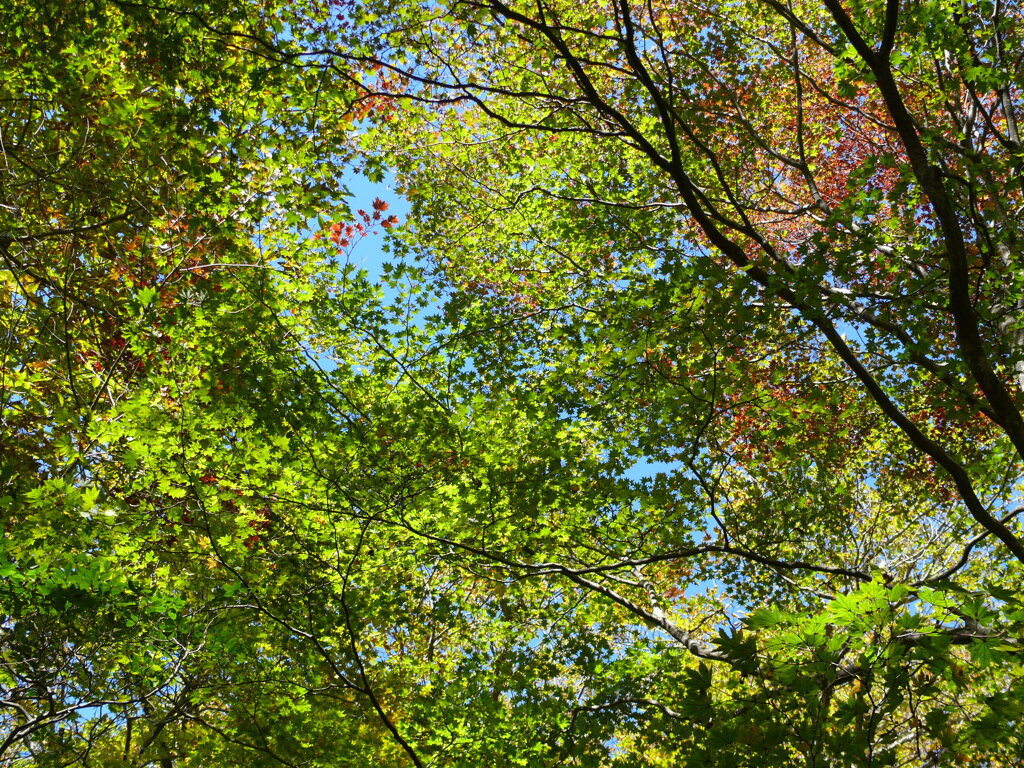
333, 171, 413, 283
279, 168, 418, 375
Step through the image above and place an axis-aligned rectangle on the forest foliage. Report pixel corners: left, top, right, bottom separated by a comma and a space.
3, 0, 1024, 765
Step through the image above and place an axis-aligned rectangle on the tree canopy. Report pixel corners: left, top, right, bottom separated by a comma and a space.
3, 0, 1024, 765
